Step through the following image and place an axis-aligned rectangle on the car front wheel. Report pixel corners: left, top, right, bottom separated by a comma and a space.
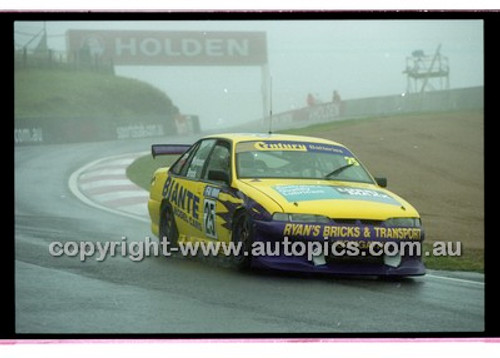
159, 203, 178, 250
232, 212, 253, 269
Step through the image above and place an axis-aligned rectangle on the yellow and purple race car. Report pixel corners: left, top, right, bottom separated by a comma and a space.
148, 133, 425, 276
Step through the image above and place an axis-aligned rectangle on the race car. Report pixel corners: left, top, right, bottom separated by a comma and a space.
148, 133, 425, 276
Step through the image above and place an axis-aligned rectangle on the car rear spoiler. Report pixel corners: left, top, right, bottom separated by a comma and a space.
151, 144, 191, 158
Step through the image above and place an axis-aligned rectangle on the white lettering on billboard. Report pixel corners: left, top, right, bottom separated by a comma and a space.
115, 38, 137, 56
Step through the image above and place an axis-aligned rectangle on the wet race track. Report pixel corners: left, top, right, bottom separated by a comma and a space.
15, 137, 484, 334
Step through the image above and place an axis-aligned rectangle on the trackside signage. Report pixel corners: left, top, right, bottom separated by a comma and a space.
66, 30, 268, 66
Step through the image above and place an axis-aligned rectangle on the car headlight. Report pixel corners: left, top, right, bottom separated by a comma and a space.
384, 217, 422, 227
273, 213, 330, 223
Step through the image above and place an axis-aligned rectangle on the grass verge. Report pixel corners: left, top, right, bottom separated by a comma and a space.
127, 154, 179, 191
422, 243, 483, 272
15, 68, 176, 118
278, 110, 478, 136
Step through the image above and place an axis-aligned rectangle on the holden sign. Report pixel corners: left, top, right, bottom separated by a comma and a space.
66, 30, 268, 66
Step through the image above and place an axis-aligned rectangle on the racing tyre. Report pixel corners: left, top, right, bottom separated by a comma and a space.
232, 212, 253, 269
160, 203, 179, 250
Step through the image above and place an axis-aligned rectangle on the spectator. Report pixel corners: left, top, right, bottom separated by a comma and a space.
332, 90, 345, 117
307, 93, 316, 107
332, 90, 341, 104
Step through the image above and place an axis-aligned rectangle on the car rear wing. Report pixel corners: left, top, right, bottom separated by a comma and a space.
151, 144, 191, 158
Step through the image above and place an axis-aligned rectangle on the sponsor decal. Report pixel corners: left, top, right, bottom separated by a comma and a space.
116, 124, 163, 139
163, 177, 201, 230
203, 186, 221, 199
254, 141, 307, 152
305, 143, 350, 155
281, 223, 421, 240
14, 128, 43, 144
344, 157, 360, 166
273, 184, 401, 205
240, 140, 352, 155
173, 206, 202, 231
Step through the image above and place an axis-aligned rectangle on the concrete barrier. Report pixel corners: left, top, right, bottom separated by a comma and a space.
14, 115, 178, 145
258, 86, 483, 133
342, 86, 483, 118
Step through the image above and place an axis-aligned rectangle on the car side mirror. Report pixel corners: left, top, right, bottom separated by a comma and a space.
208, 170, 230, 185
375, 177, 387, 188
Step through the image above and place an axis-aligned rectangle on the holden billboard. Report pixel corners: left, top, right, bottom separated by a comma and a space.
66, 30, 268, 66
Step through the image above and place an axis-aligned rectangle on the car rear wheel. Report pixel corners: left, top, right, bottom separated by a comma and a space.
232, 212, 253, 269
160, 203, 178, 250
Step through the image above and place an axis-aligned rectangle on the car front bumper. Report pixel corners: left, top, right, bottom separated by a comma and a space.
249, 220, 426, 277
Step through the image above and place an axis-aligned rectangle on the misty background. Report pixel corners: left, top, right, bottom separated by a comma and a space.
14, 20, 483, 131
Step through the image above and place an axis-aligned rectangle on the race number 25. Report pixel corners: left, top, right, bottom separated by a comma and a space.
203, 199, 217, 239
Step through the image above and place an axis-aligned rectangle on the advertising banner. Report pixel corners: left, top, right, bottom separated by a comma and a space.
67, 30, 268, 66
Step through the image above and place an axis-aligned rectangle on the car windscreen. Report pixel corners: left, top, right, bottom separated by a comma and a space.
235, 140, 374, 184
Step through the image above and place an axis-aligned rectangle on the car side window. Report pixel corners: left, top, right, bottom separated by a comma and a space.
182, 139, 217, 179
170, 144, 198, 175
203, 142, 230, 181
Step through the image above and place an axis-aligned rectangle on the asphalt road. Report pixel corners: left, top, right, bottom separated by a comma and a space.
14, 137, 485, 334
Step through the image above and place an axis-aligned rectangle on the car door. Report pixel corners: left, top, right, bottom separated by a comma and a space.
199, 140, 233, 244
166, 138, 216, 243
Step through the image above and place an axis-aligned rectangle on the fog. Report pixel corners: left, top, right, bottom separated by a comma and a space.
15, 20, 483, 130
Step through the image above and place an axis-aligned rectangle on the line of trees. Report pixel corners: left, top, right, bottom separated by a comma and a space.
15, 47, 114, 74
